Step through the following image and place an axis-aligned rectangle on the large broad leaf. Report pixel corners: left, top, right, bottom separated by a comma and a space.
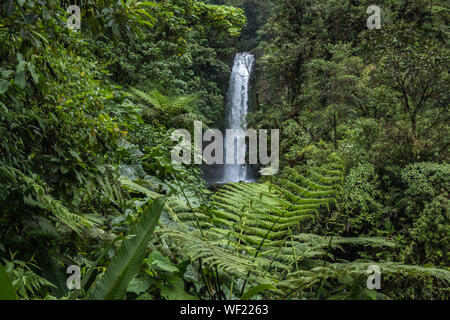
145, 251, 179, 273
160, 278, 199, 300
15, 61, 27, 89
86, 197, 166, 300
0, 263, 16, 300
0, 79, 10, 94
240, 283, 276, 300
127, 278, 151, 295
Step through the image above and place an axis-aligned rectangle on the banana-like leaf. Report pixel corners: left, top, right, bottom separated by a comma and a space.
0, 263, 17, 300
86, 197, 166, 300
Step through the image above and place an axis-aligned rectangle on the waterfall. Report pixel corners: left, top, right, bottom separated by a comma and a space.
222, 52, 255, 183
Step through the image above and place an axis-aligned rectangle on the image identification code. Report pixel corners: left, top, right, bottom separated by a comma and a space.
180, 304, 269, 317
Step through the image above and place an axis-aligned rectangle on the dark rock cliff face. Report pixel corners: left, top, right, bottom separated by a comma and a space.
201, 163, 224, 184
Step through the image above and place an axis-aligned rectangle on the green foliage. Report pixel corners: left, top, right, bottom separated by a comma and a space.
97, 0, 247, 126
0, 263, 16, 300
249, 0, 449, 297
339, 162, 384, 235
308, 262, 450, 300
156, 154, 449, 299
2, 252, 55, 300
241, 283, 277, 300
130, 88, 206, 128
0, 0, 235, 301
86, 197, 166, 300
400, 163, 449, 266
364, 22, 449, 137
0, 0, 448, 302
160, 163, 399, 299
0, 166, 91, 233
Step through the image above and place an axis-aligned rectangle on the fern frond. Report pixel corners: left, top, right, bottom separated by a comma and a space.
0, 166, 90, 232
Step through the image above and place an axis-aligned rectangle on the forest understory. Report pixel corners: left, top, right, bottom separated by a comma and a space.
0, 0, 449, 301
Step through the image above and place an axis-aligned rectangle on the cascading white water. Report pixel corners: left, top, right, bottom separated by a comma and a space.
222, 52, 255, 183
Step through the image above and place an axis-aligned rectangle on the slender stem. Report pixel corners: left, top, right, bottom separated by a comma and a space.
199, 258, 214, 299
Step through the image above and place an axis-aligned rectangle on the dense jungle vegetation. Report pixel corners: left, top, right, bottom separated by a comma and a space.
0, 0, 449, 300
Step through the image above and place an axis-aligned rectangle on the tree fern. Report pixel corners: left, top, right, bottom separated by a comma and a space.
158, 161, 450, 298
159, 165, 344, 287
129, 88, 198, 113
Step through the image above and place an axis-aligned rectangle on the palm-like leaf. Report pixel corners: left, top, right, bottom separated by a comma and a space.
86, 197, 166, 300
